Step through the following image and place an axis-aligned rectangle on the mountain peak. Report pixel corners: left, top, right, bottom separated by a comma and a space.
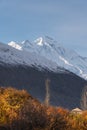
45, 36, 55, 42
21, 40, 32, 48
21, 40, 30, 45
34, 37, 44, 46
7, 36, 87, 80
34, 36, 58, 47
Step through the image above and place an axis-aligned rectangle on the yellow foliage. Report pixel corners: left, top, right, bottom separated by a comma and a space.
0, 86, 87, 130
0, 87, 31, 125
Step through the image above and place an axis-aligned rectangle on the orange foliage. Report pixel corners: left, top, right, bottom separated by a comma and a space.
0, 87, 87, 130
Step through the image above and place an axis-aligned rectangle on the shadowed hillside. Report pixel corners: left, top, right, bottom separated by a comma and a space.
0, 64, 87, 109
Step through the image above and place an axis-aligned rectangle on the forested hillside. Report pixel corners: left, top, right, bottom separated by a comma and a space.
0, 87, 87, 130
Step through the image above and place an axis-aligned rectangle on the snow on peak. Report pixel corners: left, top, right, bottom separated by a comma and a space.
34, 36, 58, 47
7, 36, 87, 80
8, 41, 22, 50
34, 37, 44, 46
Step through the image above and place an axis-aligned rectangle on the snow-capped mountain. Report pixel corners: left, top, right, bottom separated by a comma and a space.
8, 36, 87, 80
0, 38, 87, 109
0, 41, 64, 72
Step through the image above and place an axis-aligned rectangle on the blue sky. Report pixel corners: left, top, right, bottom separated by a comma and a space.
0, 0, 87, 57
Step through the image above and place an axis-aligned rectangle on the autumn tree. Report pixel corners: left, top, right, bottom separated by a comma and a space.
81, 86, 87, 110
44, 79, 50, 107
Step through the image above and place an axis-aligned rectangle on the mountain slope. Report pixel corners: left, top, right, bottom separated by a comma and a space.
0, 41, 87, 109
8, 36, 87, 80
0, 39, 87, 109
0, 42, 66, 73
0, 64, 87, 109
